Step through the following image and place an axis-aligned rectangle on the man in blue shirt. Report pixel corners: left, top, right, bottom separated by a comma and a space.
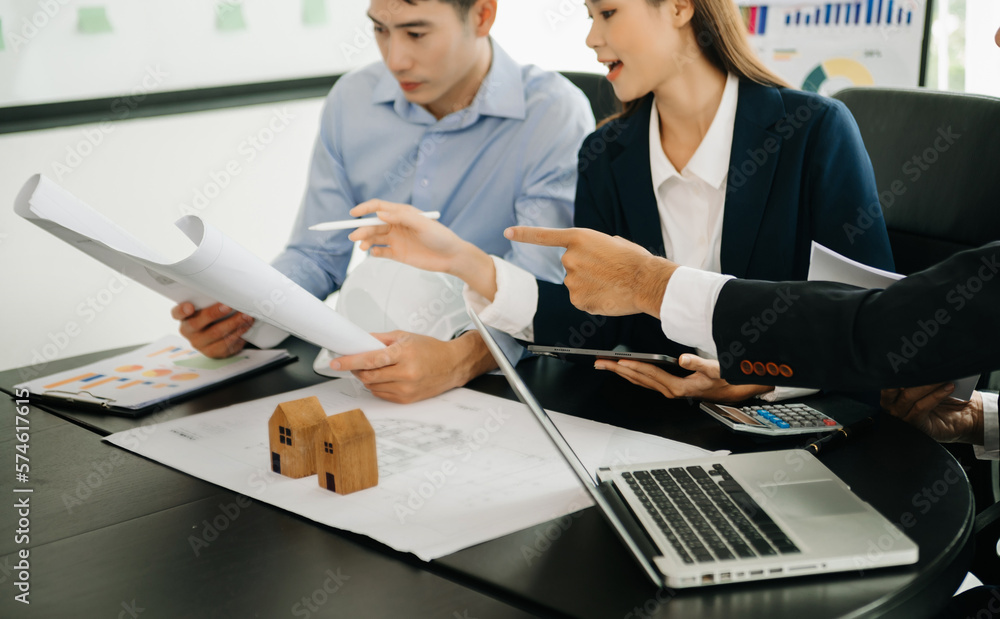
171, 0, 594, 402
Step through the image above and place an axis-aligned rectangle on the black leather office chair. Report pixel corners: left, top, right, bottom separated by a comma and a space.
833, 88, 1000, 275
834, 87, 1000, 583
560, 71, 620, 124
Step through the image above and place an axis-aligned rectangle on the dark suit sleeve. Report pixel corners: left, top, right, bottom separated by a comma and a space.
714, 242, 1000, 390
805, 99, 895, 272
534, 149, 626, 349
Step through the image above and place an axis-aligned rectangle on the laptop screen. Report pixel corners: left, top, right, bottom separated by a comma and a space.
467, 309, 664, 586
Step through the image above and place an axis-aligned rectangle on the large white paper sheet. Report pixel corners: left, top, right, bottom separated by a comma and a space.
104, 380, 711, 561
808, 242, 978, 399
15, 174, 383, 356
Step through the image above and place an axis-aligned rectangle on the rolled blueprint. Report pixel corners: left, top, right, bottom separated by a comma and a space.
15, 174, 384, 356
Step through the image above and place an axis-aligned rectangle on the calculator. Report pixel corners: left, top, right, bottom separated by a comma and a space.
699, 402, 842, 436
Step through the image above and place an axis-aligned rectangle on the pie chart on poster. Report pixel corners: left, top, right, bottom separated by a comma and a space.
802, 58, 874, 96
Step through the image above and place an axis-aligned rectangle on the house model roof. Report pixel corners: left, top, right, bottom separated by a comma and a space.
322, 408, 374, 445
272, 396, 327, 428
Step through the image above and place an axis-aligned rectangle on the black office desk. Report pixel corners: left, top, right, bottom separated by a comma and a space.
0, 338, 974, 618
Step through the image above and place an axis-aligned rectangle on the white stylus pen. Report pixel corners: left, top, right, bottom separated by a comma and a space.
308, 210, 441, 231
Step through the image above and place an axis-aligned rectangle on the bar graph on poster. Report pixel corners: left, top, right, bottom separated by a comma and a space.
737, 0, 928, 94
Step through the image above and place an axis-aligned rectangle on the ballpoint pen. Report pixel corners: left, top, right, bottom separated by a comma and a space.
800, 416, 876, 456
308, 211, 441, 231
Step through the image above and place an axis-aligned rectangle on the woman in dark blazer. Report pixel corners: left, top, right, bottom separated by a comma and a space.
535, 82, 895, 358
347, 0, 895, 402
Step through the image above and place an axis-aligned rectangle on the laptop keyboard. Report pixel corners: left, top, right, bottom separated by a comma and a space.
622, 464, 800, 564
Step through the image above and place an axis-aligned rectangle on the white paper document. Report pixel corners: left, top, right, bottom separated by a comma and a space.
15, 174, 383, 356
104, 380, 711, 561
808, 242, 978, 399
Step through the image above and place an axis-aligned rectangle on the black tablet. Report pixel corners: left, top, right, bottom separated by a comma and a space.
528, 345, 690, 374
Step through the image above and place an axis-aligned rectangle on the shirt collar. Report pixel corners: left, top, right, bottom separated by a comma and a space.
371, 38, 525, 127
648, 73, 739, 190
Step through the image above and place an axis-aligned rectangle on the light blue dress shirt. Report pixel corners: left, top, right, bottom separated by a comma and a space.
272, 41, 594, 297
270, 40, 594, 363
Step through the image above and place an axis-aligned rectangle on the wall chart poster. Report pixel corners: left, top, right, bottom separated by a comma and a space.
737, 0, 928, 94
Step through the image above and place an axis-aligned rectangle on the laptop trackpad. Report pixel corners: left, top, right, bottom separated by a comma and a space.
759, 480, 869, 520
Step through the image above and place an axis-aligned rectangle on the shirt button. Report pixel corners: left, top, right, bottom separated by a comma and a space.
420, 179, 429, 188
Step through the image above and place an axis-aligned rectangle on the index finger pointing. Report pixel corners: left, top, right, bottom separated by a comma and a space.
504, 226, 577, 248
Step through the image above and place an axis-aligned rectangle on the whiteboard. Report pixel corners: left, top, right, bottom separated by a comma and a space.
0, 0, 929, 109
0, 0, 380, 107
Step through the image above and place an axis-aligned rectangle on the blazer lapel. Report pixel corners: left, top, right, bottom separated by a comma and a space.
720, 81, 786, 278
610, 97, 666, 257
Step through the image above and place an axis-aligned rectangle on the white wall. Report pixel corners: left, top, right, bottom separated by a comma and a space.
0, 98, 325, 377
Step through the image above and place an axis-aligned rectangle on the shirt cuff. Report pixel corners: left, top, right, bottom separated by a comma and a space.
462, 256, 537, 342
974, 391, 999, 460
659, 266, 733, 357
759, 387, 821, 403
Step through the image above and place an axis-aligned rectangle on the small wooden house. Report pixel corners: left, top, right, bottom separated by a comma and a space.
316, 408, 378, 495
268, 396, 327, 478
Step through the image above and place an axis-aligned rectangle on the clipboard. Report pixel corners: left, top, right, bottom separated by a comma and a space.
15, 335, 297, 417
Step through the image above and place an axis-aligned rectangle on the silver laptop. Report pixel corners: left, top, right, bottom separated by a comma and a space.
468, 309, 918, 589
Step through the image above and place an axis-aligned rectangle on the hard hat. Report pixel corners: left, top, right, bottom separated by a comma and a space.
335, 256, 468, 341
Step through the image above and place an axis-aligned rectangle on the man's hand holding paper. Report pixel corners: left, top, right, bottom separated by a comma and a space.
171, 302, 255, 359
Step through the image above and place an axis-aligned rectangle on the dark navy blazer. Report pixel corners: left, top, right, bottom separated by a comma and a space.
533, 79, 896, 357
715, 241, 1000, 389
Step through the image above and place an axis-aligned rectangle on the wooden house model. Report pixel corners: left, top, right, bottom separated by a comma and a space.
268, 396, 327, 478
316, 408, 378, 495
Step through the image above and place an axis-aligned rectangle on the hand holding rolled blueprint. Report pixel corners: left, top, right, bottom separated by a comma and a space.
15, 175, 384, 356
